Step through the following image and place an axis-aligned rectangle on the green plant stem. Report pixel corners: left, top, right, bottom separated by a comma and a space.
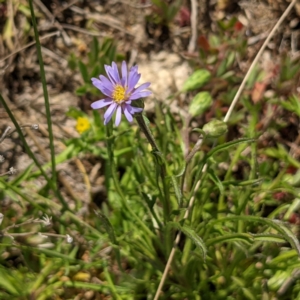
27, 0, 68, 210
180, 135, 204, 199
105, 123, 155, 239
135, 114, 160, 151
104, 266, 122, 300
135, 114, 171, 222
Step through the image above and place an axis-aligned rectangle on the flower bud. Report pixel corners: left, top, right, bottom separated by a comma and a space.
202, 119, 228, 138
188, 91, 212, 117
182, 69, 211, 92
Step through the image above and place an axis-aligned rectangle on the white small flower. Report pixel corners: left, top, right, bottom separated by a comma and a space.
31, 124, 39, 130
8, 167, 17, 175
66, 234, 73, 243
41, 215, 52, 226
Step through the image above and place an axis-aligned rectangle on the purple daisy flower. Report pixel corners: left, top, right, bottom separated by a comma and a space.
91, 61, 152, 126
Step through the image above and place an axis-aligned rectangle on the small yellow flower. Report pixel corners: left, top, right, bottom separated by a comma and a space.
76, 117, 91, 134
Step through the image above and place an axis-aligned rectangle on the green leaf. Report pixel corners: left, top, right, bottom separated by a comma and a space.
95, 210, 122, 271
182, 69, 211, 92
78, 61, 89, 83
208, 170, 224, 195
0, 269, 22, 295
208, 215, 300, 256
206, 233, 253, 246
251, 233, 286, 244
76, 85, 88, 96
171, 175, 182, 206
66, 106, 85, 119
268, 270, 290, 291
188, 91, 212, 117
206, 138, 256, 159
90, 37, 99, 64
168, 222, 207, 259
10, 163, 34, 185
242, 288, 257, 300
268, 249, 298, 265
95, 210, 117, 244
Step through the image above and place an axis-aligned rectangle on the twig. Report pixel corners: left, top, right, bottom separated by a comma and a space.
153, 0, 298, 298
188, 0, 198, 53
33, 0, 72, 46
68, 8, 134, 36
224, 0, 297, 123
117, 0, 152, 8
61, 24, 108, 37
0, 127, 12, 144
0, 31, 59, 65
53, 0, 80, 17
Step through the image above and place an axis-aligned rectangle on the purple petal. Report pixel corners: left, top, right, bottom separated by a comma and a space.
91, 98, 113, 109
126, 104, 143, 114
123, 105, 133, 122
134, 82, 151, 92
104, 65, 116, 84
128, 74, 141, 93
127, 66, 141, 93
105, 63, 121, 85
104, 103, 117, 125
91, 78, 102, 89
115, 105, 122, 126
112, 62, 121, 83
129, 91, 152, 100
121, 61, 128, 86
92, 77, 113, 97
99, 75, 115, 91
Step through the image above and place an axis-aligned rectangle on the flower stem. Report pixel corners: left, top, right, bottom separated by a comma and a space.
105, 123, 155, 239
135, 114, 160, 152
135, 114, 171, 222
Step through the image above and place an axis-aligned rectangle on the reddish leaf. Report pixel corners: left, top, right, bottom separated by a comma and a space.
251, 82, 267, 104
234, 21, 243, 31
178, 7, 190, 27
198, 35, 210, 52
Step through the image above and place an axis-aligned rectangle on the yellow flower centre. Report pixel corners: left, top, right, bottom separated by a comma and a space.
112, 85, 127, 103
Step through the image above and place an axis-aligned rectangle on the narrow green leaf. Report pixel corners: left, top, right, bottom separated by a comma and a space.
251, 233, 286, 243
95, 210, 122, 271
168, 222, 207, 259
95, 211, 117, 244
208, 215, 300, 256
171, 175, 182, 206
206, 233, 253, 247
0, 269, 21, 295
78, 61, 89, 83
242, 288, 257, 300
268, 250, 298, 265
208, 170, 224, 195
206, 138, 256, 159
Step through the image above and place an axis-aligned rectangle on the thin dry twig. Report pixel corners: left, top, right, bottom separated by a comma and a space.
188, 0, 198, 53
117, 0, 152, 8
153, 0, 298, 298
0, 31, 59, 65
61, 24, 108, 37
33, 0, 72, 46
53, 0, 80, 17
